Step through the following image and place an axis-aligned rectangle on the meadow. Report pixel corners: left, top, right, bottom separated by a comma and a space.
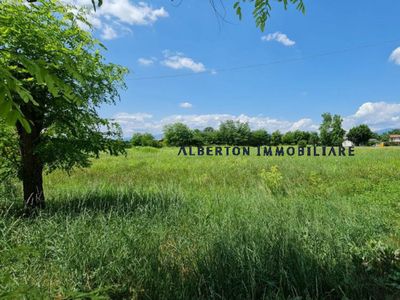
1, 146, 400, 299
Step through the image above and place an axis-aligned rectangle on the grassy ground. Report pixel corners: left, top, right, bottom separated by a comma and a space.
1, 146, 400, 299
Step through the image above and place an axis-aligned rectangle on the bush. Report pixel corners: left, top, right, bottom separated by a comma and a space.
298, 140, 307, 148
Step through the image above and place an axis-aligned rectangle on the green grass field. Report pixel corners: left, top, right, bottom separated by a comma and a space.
1, 147, 400, 299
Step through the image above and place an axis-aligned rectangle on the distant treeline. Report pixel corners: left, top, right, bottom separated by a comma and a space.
128, 119, 400, 148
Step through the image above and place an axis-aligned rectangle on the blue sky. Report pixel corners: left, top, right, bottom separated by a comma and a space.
72, 0, 400, 137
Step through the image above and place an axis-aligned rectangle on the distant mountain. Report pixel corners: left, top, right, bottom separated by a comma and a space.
374, 128, 398, 135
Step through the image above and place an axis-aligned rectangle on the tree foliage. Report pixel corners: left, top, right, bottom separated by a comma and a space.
218, 120, 251, 146
131, 133, 161, 147
0, 0, 129, 209
233, 0, 306, 32
347, 124, 373, 146
250, 129, 270, 146
163, 123, 194, 147
270, 130, 282, 146
0, 119, 20, 180
156, 122, 318, 147
319, 113, 346, 146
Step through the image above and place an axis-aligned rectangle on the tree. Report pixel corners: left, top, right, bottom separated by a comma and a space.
0, 0, 128, 211
85, 0, 307, 32
22, 0, 306, 33
319, 113, 332, 146
308, 132, 319, 146
131, 133, 143, 146
270, 130, 282, 146
380, 129, 400, 142
319, 113, 345, 146
293, 130, 310, 145
281, 131, 294, 145
249, 129, 270, 146
232, 0, 306, 32
163, 123, 194, 146
191, 129, 205, 147
203, 129, 219, 145
141, 133, 157, 147
218, 120, 251, 146
0, 119, 20, 180
203, 127, 215, 133
298, 140, 307, 147
331, 115, 346, 146
347, 124, 373, 146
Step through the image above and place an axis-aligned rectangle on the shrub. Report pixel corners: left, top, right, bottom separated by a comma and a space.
260, 165, 283, 193
298, 140, 307, 148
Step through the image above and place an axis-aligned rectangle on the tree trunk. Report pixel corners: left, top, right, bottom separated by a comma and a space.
16, 106, 45, 211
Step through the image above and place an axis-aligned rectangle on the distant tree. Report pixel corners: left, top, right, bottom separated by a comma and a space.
308, 132, 319, 146
249, 129, 270, 146
390, 129, 400, 135
203, 127, 215, 133
293, 130, 310, 145
319, 113, 333, 146
281, 131, 295, 145
218, 120, 251, 145
298, 140, 307, 148
191, 129, 205, 147
381, 129, 400, 142
203, 130, 219, 145
370, 132, 379, 140
163, 123, 194, 146
141, 133, 157, 147
270, 130, 282, 146
319, 113, 345, 146
131, 133, 143, 146
347, 125, 373, 146
331, 115, 346, 146
380, 132, 389, 142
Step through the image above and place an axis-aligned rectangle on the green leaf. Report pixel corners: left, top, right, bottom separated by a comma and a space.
18, 117, 31, 133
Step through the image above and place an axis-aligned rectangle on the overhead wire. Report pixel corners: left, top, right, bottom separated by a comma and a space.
126, 38, 400, 81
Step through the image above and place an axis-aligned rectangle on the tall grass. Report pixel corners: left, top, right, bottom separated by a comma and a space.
1, 147, 400, 299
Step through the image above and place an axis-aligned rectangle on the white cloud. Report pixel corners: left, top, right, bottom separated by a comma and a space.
71, 0, 168, 39
389, 47, 400, 65
161, 51, 206, 73
138, 57, 155, 66
99, 0, 168, 25
289, 119, 318, 131
343, 102, 400, 131
261, 32, 295, 46
114, 112, 153, 121
179, 102, 193, 108
113, 112, 318, 137
112, 102, 400, 137
101, 25, 118, 39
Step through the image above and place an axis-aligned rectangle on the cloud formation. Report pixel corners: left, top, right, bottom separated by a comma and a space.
161, 50, 206, 73
389, 47, 400, 65
343, 102, 400, 131
261, 32, 295, 46
138, 57, 157, 66
179, 102, 193, 108
113, 113, 316, 137
72, 0, 168, 39
113, 102, 400, 137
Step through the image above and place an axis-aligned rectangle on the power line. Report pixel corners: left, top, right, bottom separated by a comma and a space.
126, 38, 400, 81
